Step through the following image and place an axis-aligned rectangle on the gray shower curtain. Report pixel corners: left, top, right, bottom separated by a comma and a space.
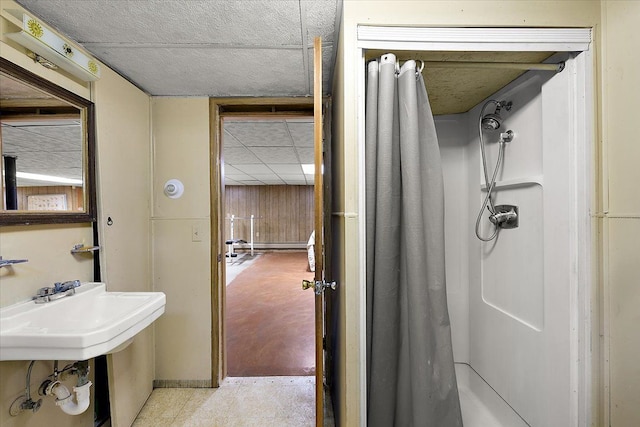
365, 54, 463, 426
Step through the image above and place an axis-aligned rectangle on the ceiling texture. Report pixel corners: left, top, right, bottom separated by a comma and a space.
7, 1, 557, 186
10, 0, 340, 186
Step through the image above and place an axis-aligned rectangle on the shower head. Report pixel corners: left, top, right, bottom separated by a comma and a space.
481, 101, 512, 131
481, 113, 502, 130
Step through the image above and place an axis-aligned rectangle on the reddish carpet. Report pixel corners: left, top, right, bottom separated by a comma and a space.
226, 251, 316, 376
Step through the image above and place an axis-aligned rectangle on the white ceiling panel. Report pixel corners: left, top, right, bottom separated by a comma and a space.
224, 147, 261, 164
296, 147, 315, 163
13, 1, 339, 186
233, 164, 274, 174
287, 122, 314, 146
223, 131, 243, 147
249, 174, 282, 181
305, 0, 338, 42
249, 147, 299, 163
223, 165, 243, 175
268, 164, 304, 174
88, 47, 308, 96
16, 0, 338, 96
225, 121, 293, 147
221, 119, 314, 186
18, 0, 304, 45
225, 174, 252, 181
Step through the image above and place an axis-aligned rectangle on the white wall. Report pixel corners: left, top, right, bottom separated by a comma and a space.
151, 97, 212, 384
601, 2, 640, 426
467, 63, 579, 426
93, 62, 153, 427
434, 115, 470, 364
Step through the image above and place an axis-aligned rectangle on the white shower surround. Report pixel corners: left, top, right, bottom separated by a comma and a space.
357, 27, 593, 427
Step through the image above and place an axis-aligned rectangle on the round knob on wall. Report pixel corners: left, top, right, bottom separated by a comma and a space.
163, 179, 184, 199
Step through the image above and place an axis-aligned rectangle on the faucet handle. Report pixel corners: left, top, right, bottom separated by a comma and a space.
36, 287, 53, 296
54, 280, 81, 293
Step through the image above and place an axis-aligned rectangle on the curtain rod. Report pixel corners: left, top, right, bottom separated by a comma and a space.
407, 60, 565, 73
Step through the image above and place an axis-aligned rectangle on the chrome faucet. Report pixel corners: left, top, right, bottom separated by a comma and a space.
33, 280, 81, 304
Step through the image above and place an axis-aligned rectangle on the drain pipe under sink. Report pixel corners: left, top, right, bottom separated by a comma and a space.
41, 360, 92, 415
48, 380, 92, 415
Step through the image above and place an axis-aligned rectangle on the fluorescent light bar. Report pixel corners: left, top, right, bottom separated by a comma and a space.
302, 164, 324, 175
6, 10, 101, 81
16, 171, 82, 185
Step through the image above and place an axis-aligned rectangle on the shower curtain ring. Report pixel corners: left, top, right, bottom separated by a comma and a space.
416, 60, 424, 75
395, 58, 400, 75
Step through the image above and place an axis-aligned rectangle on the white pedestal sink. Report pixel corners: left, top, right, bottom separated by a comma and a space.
0, 282, 165, 361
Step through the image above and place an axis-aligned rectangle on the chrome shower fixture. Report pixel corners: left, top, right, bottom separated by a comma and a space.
481, 100, 512, 131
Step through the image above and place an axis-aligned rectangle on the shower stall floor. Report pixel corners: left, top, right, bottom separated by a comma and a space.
456, 363, 529, 427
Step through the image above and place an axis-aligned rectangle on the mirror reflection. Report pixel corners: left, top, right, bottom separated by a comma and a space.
0, 58, 95, 225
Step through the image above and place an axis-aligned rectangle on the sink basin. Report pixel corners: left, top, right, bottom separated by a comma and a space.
0, 282, 165, 361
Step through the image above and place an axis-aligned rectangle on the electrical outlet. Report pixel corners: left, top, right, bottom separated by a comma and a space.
192, 225, 202, 242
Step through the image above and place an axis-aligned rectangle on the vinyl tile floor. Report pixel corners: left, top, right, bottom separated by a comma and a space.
132, 376, 335, 427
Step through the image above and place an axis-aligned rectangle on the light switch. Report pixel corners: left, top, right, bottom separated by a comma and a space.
192, 225, 202, 242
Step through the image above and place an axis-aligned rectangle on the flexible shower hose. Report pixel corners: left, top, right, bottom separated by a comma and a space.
475, 100, 506, 242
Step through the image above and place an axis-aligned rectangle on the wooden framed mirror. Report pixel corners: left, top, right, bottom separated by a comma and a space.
0, 57, 96, 225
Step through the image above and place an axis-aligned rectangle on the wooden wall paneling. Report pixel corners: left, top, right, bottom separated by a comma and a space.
224, 185, 313, 246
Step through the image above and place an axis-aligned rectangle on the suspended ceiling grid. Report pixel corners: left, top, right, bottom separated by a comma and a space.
8, 1, 559, 186
14, 0, 338, 97
223, 118, 314, 186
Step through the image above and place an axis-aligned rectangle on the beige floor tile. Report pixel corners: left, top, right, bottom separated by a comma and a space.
134, 376, 332, 427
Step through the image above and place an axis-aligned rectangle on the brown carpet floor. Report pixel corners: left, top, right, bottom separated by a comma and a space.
226, 251, 316, 376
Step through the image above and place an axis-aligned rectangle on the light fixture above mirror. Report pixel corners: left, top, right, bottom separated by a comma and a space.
5, 10, 101, 82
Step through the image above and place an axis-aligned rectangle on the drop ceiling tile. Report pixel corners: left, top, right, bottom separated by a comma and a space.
90, 47, 307, 96
225, 173, 252, 181
305, 0, 337, 42
223, 130, 243, 147
249, 174, 281, 181
296, 147, 315, 163
249, 146, 299, 163
225, 178, 241, 185
238, 180, 263, 185
224, 147, 261, 164
268, 164, 303, 174
223, 164, 243, 175
232, 164, 273, 174
287, 122, 314, 147
259, 179, 285, 185
225, 121, 292, 147
18, 0, 303, 45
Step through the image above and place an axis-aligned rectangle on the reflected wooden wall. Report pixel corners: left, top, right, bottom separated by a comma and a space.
225, 185, 313, 247
16, 186, 83, 211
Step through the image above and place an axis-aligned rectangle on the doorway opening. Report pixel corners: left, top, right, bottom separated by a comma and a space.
221, 116, 316, 376
211, 99, 316, 380
211, 97, 336, 426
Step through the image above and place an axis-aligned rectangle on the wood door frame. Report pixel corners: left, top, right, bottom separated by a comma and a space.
210, 97, 324, 386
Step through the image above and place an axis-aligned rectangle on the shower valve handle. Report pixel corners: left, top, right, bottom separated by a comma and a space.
499, 130, 514, 143
489, 204, 519, 229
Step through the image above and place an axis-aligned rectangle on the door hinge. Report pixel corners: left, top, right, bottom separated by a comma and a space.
302, 279, 337, 295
